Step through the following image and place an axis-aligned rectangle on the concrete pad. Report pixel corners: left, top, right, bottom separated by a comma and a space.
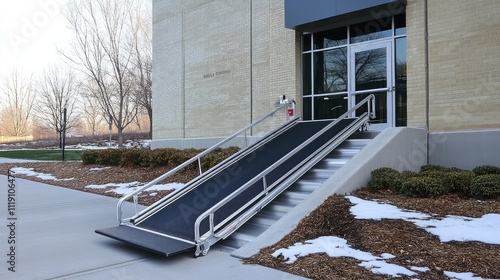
0, 176, 305, 280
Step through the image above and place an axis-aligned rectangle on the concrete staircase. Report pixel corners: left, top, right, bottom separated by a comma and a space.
220, 131, 379, 250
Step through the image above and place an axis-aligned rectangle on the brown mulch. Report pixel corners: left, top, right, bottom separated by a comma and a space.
245, 189, 500, 280
1, 162, 499, 279
0, 162, 199, 206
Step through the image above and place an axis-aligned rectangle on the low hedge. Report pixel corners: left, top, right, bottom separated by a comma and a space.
470, 174, 500, 199
368, 167, 402, 192
472, 165, 500, 176
81, 147, 240, 171
368, 164, 500, 199
400, 175, 450, 198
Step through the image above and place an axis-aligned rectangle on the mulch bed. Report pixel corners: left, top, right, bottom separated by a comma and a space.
1, 162, 499, 279
245, 189, 500, 280
0, 162, 199, 206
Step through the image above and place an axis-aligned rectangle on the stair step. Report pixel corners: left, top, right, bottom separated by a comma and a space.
220, 132, 377, 251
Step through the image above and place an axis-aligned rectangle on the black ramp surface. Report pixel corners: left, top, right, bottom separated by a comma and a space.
137, 119, 357, 241
95, 226, 194, 256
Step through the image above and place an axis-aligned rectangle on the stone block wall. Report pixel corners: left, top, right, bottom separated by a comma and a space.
406, 0, 500, 131
152, 0, 299, 146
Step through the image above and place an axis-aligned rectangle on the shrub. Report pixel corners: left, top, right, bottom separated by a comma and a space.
81, 150, 100, 165
470, 174, 500, 199
447, 170, 475, 193
400, 170, 418, 179
400, 175, 450, 197
95, 149, 123, 165
472, 165, 500, 176
368, 167, 402, 192
147, 148, 177, 167
119, 149, 145, 166
201, 147, 240, 171
420, 164, 451, 173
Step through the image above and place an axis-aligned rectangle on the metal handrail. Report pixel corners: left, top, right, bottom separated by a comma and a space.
116, 99, 295, 223
193, 94, 375, 248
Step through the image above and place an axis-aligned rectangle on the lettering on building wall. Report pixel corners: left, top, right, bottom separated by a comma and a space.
203, 70, 231, 79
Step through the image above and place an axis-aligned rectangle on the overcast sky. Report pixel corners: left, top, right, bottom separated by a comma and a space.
0, 0, 71, 77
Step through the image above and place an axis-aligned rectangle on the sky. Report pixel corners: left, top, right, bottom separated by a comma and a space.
0, 0, 71, 78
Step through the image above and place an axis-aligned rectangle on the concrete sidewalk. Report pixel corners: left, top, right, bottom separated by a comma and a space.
0, 175, 306, 280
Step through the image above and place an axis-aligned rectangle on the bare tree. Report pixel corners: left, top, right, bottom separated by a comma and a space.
60, 0, 146, 146
0, 69, 36, 137
128, 5, 152, 137
80, 79, 107, 135
36, 66, 79, 146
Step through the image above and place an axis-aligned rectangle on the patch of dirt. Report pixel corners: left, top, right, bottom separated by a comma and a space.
1, 162, 499, 279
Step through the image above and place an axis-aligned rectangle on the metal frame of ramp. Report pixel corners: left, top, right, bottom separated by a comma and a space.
96, 95, 376, 257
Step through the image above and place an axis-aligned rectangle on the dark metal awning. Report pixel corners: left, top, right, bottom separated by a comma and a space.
285, 0, 406, 32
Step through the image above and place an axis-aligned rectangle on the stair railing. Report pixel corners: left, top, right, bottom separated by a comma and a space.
193, 94, 375, 256
117, 99, 296, 224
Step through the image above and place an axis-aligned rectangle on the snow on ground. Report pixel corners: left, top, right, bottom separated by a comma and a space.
89, 166, 111, 171
347, 196, 500, 245
8, 166, 184, 195
85, 181, 185, 196
272, 196, 500, 279
10, 167, 74, 181
272, 236, 417, 277
66, 139, 151, 150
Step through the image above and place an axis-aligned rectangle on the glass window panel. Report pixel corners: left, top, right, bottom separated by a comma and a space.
302, 34, 312, 52
355, 92, 387, 124
302, 97, 312, 121
314, 95, 348, 120
313, 27, 347, 49
395, 37, 407, 126
302, 53, 312, 96
394, 13, 406, 36
350, 17, 392, 43
313, 47, 348, 94
354, 47, 387, 91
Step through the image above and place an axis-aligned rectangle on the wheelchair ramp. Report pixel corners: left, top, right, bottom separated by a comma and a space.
96, 95, 377, 257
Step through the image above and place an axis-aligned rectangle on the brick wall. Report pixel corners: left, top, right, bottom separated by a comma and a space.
407, 0, 500, 131
152, 0, 299, 143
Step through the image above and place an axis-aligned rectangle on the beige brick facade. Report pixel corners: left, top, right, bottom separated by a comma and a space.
407, 0, 500, 131
152, 0, 299, 143
153, 0, 500, 148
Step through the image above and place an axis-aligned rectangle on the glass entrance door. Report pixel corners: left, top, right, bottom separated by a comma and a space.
349, 41, 393, 130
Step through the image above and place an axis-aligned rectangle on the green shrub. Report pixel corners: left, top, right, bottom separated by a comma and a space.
119, 149, 145, 166
81, 150, 100, 165
368, 167, 402, 192
472, 165, 500, 176
201, 147, 240, 171
400, 170, 418, 179
80, 146, 239, 170
447, 170, 475, 193
420, 164, 451, 173
470, 174, 500, 199
147, 148, 177, 167
400, 175, 450, 197
95, 149, 123, 165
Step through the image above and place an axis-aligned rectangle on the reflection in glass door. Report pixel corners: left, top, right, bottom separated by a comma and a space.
349, 41, 393, 130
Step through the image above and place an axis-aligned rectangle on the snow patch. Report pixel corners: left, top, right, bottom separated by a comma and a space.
10, 167, 74, 181
272, 236, 416, 277
347, 196, 500, 245
272, 196, 499, 279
